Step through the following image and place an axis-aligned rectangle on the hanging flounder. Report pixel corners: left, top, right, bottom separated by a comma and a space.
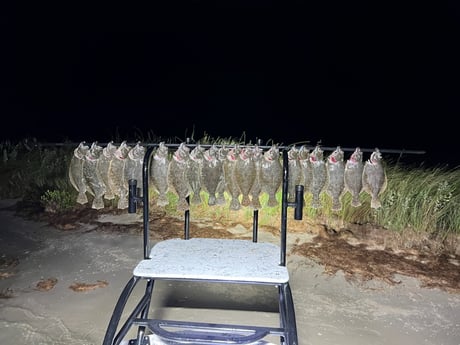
259, 145, 283, 208
108, 141, 131, 209
150, 142, 170, 207
344, 147, 364, 207
223, 146, 241, 210
326, 146, 345, 211
362, 148, 387, 209
215, 146, 229, 205
83, 142, 106, 210
201, 144, 224, 206
234, 146, 256, 207
249, 145, 263, 209
98, 141, 117, 200
287, 146, 302, 203
168, 143, 191, 212
187, 144, 205, 205
124, 142, 146, 197
69, 141, 90, 205
309, 145, 327, 209
298, 145, 312, 192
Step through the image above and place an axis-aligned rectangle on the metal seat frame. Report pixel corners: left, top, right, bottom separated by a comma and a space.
102, 143, 303, 345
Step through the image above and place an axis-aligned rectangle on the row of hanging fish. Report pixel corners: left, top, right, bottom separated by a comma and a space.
150, 142, 284, 212
69, 141, 145, 209
289, 145, 387, 211
68, 141, 387, 211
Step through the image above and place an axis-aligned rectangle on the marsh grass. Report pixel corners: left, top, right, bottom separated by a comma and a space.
1, 137, 459, 252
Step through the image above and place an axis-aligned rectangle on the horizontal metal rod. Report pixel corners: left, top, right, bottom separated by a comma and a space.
30, 141, 426, 155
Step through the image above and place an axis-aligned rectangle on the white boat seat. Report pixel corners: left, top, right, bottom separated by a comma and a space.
134, 238, 289, 284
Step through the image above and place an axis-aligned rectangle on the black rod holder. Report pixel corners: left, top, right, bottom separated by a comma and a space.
128, 179, 143, 214
288, 185, 304, 220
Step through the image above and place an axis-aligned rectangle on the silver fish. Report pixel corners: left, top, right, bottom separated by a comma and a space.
168, 143, 191, 212
234, 146, 256, 207
187, 144, 205, 205
98, 141, 117, 200
109, 141, 131, 209
249, 145, 263, 209
287, 146, 302, 203
259, 145, 282, 208
215, 146, 229, 205
223, 146, 241, 210
69, 141, 89, 205
201, 144, 224, 206
124, 142, 146, 197
309, 145, 327, 209
326, 146, 345, 211
298, 145, 312, 192
150, 142, 170, 207
344, 147, 364, 207
362, 148, 387, 209
83, 142, 106, 210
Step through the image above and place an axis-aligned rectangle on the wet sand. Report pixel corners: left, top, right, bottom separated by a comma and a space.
1, 199, 459, 345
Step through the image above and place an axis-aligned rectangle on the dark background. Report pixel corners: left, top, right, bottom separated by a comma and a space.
1, 2, 459, 167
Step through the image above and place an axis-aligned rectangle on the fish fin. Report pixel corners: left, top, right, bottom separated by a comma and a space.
176, 199, 190, 212
266, 195, 278, 208
190, 193, 202, 205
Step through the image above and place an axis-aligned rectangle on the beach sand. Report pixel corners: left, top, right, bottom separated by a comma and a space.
1, 199, 459, 345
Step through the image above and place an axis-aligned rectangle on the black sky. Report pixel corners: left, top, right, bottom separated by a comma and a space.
1, 2, 459, 167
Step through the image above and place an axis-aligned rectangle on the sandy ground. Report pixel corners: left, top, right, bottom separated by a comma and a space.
1, 198, 459, 345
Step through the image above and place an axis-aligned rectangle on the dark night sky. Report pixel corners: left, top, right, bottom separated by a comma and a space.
1, 2, 459, 167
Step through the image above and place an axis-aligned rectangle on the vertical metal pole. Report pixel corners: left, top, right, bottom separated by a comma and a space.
142, 146, 155, 259
280, 150, 289, 266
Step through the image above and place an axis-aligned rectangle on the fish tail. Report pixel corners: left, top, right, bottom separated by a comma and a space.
241, 195, 251, 207
331, 199, 342, 212
351, 194, 362, 207
117, 196, 128, 210
266, 195, 278, 208
157, 194, 169, 207
230, 198, 241, 211
370, 196, 382, 209
216, 193, 226, 205
310, 195, 322, 209
92, 197, 105, 210
176, 199, 190, 212
104, 191, 115, 200
190, 192, 202, 205
208, 194, 217, 206
77, 192, 88, 204
251, 197, 262, 210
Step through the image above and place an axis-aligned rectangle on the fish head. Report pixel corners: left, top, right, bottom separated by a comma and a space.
226, 146, 239, 162
103, 141, 117, 158
114, 141, 130, 160
298, 145, 310, 160
128, 142, 146, 161
173, 143, 190, 163
309, 145, 323, 163
86, 142, 103, 161
348, 147, 363, 163
328, 146, 344, 164
369, 149, 382, 165
190, 145, 205, 161
288, 146, 299, 161
251, 145, 263, 161
74, 142, 89, 159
